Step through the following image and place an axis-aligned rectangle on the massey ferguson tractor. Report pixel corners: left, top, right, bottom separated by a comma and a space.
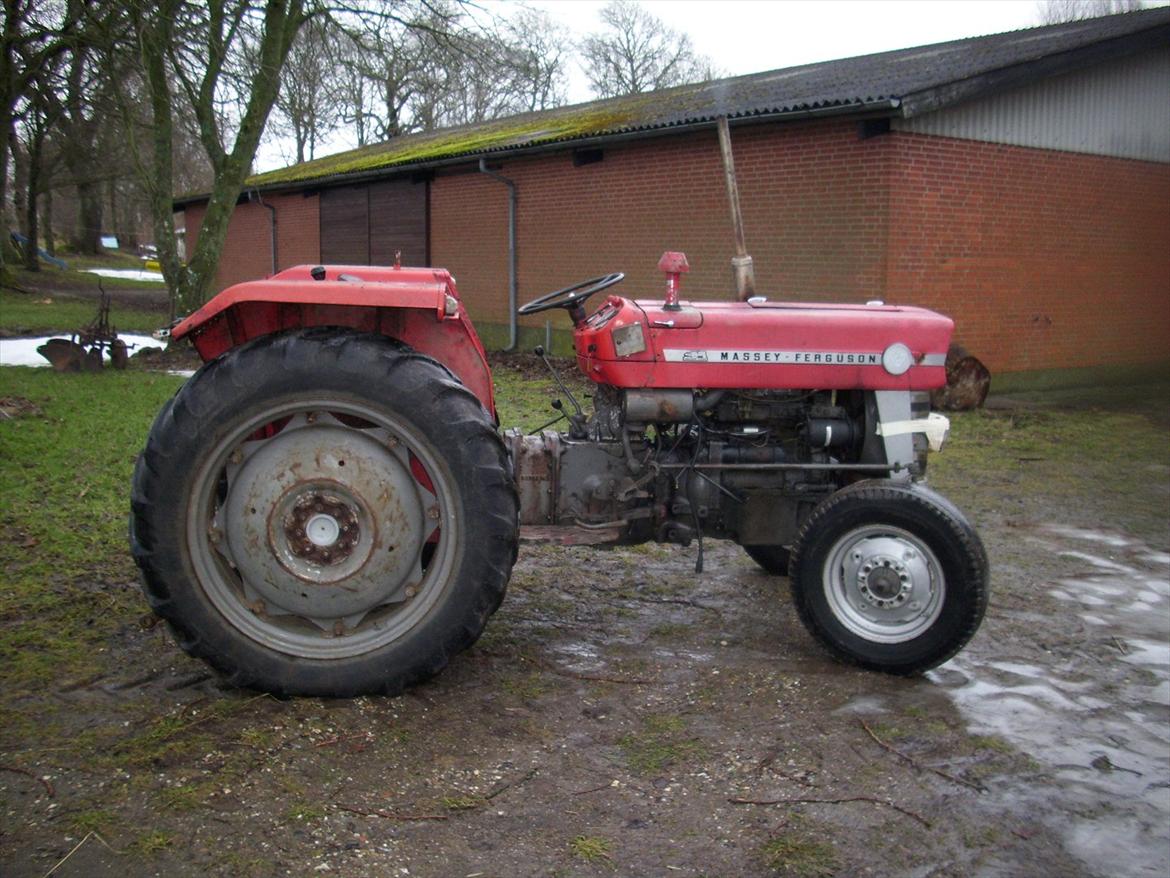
130, 255, 988, 697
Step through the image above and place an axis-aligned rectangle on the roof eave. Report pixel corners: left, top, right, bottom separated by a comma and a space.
900, 20, 1170, 118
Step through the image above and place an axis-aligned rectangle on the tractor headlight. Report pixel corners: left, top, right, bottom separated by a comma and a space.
882, 343, 914, 376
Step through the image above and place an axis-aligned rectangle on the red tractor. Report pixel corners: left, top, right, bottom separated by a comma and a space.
130, 255, 988, 696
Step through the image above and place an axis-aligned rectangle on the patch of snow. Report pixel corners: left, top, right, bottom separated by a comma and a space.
82, 268, 165, 283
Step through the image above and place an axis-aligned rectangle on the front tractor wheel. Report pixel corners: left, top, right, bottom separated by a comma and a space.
130, 329, 518, 697
789, 481, 988, 674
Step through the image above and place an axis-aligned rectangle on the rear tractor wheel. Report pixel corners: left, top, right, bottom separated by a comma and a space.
130, 329, 518, 697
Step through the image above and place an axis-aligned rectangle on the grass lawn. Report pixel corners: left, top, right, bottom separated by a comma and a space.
0, 289, 169, 335
931, 397, 1170, 548
0, 369, 186, 692
3, 249, 167, 291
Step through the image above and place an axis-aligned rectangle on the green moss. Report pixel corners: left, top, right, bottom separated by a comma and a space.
759, 834, 838, 876
285, 801, 326, 821
501, 671, 551, 700
70, 808, 120, 833
619, 713, 704, 775
161, 782, 218, 812
442, 794, 486, 811
132, 830, 175, 854
569, 835, 613, 864
246, 103, 649, 189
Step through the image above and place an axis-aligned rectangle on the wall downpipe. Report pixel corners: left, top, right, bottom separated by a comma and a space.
250, 189, 278, 276
478, 158, 518, 351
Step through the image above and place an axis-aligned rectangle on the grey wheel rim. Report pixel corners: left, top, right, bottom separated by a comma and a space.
822, 524, 944, 644
186, 396, 460, 659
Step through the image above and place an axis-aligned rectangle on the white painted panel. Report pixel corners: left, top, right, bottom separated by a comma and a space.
894, 48, 1170, 162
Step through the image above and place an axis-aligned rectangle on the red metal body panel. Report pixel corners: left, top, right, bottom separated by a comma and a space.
171, 265, 496, 416
574, 296, 953, 391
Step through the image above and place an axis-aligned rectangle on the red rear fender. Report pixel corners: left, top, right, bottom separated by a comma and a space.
171, 265, 496, 417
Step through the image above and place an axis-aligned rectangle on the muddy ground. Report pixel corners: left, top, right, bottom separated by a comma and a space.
1, 312, 1168, 875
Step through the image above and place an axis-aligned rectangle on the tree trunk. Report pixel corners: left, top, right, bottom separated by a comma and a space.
41, 184, 55, 256
22, 119, 51, 270
11, 135, 31, 264
72, 179, 104, 254
108, 176, 118, 247
23, 162, 40, 271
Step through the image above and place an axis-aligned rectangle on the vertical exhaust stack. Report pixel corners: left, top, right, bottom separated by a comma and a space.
717, 116, 756, 302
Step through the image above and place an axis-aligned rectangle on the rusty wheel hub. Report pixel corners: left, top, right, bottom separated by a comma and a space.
217, 413, 431, 626
284, 493, 361, 565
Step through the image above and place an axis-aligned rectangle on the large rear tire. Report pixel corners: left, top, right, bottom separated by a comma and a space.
789, 481, 988, 674
130, 328, 518, 696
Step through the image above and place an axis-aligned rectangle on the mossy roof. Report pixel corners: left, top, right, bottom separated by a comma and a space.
179, 7, 1168, 202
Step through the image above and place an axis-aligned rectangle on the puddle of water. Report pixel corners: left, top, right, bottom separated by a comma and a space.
933, 524, 1170, 878
0, 334, 162, 367
1043, 525, 1136, 549
831, 695, 889, 715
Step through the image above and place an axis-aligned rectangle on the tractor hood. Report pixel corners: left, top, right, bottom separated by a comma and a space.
574, 296, 953, 391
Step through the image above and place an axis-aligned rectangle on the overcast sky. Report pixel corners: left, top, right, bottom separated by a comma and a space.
255, 0, 1160, 171
509, 0, 1045, 103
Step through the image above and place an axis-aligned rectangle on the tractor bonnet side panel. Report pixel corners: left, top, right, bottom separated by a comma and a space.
575, 297, 953, 391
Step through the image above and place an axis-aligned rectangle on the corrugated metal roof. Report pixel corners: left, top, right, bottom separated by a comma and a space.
223, 7, 1170, 196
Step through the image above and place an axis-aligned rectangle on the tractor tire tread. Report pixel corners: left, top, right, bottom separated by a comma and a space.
789, 480, 988, 675
130, 328, 518, 697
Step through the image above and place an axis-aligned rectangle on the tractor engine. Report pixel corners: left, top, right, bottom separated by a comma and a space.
506, 385, 928, 552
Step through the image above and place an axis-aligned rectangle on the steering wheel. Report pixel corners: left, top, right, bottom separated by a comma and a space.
517, 272, 625, 318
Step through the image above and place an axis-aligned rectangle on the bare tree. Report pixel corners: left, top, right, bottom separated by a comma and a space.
0, 0, 76, 274
124, 0, 309, 314
497, 6, 569, 113
51, 0, 131, 255
323, 2, 569, 147
1036, 0, 1145, 23
580, 0, 716, 99
271, 16, 336, 164
11, 56, 63, 268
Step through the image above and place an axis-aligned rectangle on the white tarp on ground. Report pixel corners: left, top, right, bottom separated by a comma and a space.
82, 268, 165, 283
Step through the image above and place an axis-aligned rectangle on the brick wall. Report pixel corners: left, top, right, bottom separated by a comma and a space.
884, 132, 1170, 374
182, 191, 320, 294
431, 119, 891, 333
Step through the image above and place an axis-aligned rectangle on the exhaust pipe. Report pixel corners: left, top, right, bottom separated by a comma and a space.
716, 116, 756, 302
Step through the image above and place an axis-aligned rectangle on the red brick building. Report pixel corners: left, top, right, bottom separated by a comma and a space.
179, 9, 1170, 387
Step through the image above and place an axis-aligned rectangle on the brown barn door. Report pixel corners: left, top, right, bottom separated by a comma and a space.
319, 185, 370, 264
370, 179, 428, 267
319, 179, 427, 267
